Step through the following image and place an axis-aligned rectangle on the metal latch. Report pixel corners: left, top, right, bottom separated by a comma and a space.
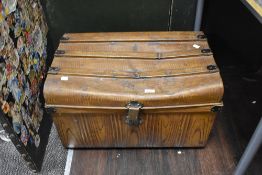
125, 101, 143, 126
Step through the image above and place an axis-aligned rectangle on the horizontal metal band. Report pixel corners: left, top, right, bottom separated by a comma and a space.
45, 102, 223, 111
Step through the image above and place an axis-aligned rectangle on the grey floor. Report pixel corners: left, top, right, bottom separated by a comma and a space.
0, 125, 67, 175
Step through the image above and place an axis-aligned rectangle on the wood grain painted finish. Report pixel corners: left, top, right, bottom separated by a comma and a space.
61, 31, 205, 43
44, 73, 223, 107
58, 41, 209, 53
53, 112, 215, 148
50, 56, 216, 78
44, 31, 224, 148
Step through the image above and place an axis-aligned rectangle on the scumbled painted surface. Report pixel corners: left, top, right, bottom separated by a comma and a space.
0, 0, 47, 148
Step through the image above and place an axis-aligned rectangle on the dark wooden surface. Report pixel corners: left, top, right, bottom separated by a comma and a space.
68, 66, 262, 175
69, 110, 236, 175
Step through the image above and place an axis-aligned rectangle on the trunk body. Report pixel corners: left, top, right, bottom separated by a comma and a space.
44, 31, 224, 148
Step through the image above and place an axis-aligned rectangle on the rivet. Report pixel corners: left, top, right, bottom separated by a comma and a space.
22, 154, 31, 161
133, 73, 140, 79
9, 134, 15, 139
3, 123, 8, 128
201, 49, 211, 54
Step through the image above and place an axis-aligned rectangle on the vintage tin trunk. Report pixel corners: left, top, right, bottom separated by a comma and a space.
44, 31, 224, 148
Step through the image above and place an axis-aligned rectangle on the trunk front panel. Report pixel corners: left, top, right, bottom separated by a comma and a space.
53, 111, 215, 148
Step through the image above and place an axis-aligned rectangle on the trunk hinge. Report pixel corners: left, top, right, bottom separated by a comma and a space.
211, 106, 222, 112
197, 34, 207, 40
207, 64, 217, 72
45, 106, 57, 114
48, 67, 60, 74
55, 50, 65, 56
60, 36, 69, 41
201, 48, 212, 55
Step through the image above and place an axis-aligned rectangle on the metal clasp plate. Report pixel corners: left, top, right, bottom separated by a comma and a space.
125, 101, 143, 126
